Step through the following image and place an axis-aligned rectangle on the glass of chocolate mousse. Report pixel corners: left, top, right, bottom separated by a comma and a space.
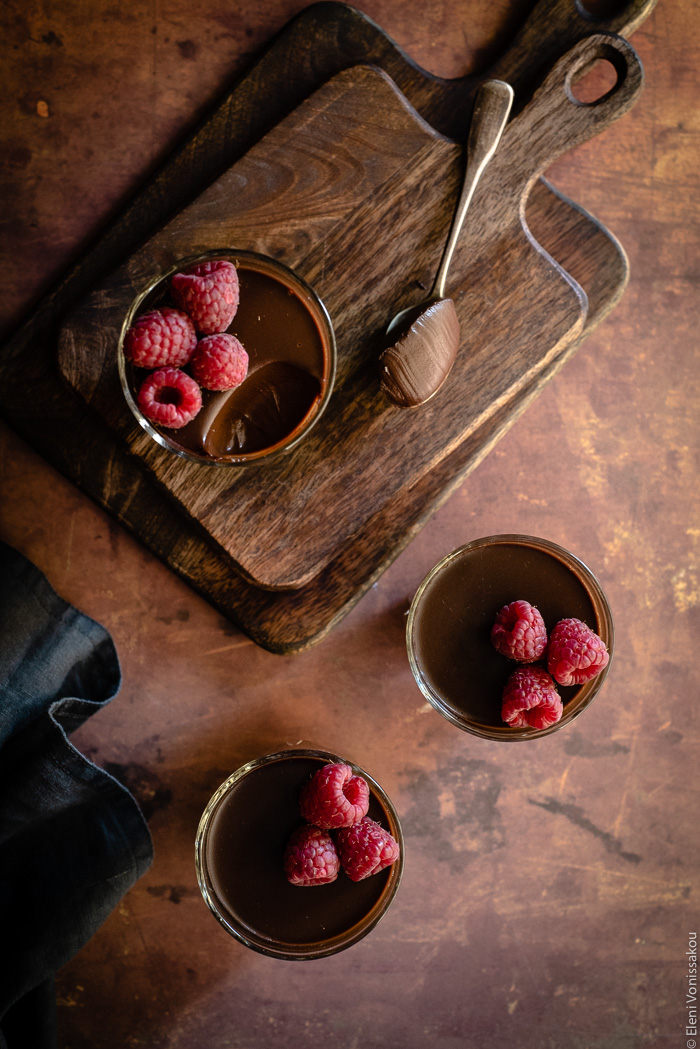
407, 535, 614, 741
119, 251, 336, 465
195, 749, 404, 959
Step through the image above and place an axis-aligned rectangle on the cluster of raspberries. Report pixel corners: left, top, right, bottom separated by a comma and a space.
491, 600, 609, 731
123, 260, 248, 430
283, 763, 400, 887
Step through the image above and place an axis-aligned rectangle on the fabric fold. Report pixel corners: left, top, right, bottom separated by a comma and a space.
0, 542, 153, 1049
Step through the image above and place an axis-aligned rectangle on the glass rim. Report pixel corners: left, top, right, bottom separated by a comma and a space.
194, 748, 404, 959
406, 534, 614, 742
118, 249, 337, 467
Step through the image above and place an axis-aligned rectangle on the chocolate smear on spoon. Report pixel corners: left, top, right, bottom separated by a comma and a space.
379, 299, 460, 408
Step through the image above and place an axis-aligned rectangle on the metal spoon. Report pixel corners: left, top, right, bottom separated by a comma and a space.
387, 79, 514, 335
379, 79, 513, 408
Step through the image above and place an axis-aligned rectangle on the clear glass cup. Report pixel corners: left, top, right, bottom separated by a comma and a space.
406, 534, 614, 741
118, 250, 336, 466
195, 749, 404, 959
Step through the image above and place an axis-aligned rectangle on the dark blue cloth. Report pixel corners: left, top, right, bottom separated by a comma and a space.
0, 542, 153, 1049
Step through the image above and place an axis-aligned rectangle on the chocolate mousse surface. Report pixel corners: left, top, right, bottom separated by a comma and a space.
410, 540, 600, 726
379, 297, 460, 408
204, 755, 394, 946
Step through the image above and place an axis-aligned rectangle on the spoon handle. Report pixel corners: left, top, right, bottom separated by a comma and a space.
432, 79, 514, 299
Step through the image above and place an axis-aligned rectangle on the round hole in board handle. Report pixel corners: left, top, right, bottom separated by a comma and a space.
575, 0, 632, 21
569, 58, 620, 104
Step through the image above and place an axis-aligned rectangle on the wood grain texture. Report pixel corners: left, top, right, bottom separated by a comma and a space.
57, 36, 642, 593
0, 1, 651, 648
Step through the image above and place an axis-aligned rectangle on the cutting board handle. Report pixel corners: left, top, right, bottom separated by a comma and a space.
504, 32, 644, 195
492, 0, 656, 96
530, 0, 656, 35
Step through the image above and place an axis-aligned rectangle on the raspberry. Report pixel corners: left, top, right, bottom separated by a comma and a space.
547, 618, 609, 686
189, 333, 249, 392
170, 261, 240, 335
299, 763, 370, 830
185, 259, 238, 284
501, 666, 563, 730
491, 599, 548, 662
137, 367, 202, 429
124, 308, 197, 368
335, 817, 400, 882
283, 825, 340, 887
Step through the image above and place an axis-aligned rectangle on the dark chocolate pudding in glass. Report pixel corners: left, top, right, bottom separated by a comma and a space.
120, 251, 335, 464
407, 535, 613, 741
195, 750, 403, 959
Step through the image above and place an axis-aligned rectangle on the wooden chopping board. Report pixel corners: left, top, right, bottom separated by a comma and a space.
0, 1, 654, 650
58, 34, 643, 592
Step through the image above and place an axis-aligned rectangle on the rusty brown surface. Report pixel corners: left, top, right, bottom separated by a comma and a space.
0, 1, 698, 1047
